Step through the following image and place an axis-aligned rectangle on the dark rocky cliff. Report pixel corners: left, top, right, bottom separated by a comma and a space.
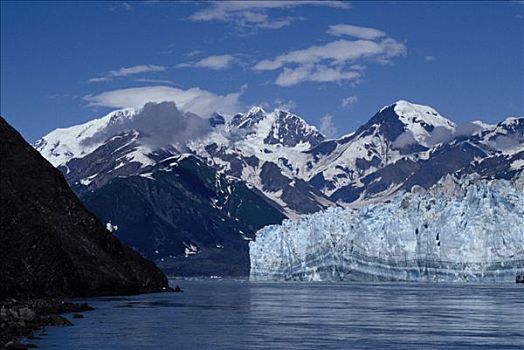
0, 117, 169, 298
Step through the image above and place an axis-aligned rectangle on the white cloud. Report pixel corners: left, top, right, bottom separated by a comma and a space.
258, 98, 297, 112
425, 55, 436, 62
84, 85, 244, 117
89, 65, 166, 83
121, 2, 132, 11
48, 93, 76, 100
134, 78, 176, 85
328, 24, 386, 40
186, 50, 204, 57
392, 130, 417, 149
319, 114, 337, 138
87, 77, 113, 83
341, 95, 358, 108
253, 23, 406, 86
178, 54, 236, 70
85, 102, 213, 149
275, 64, 361, 86
109, 2, 133, 12
349, 64, 367, 72
274, 99, 297, 111
254, 34, 406, 86
187, 1, 350, 30
254, 39, 405, 71
108, 65, 165, 77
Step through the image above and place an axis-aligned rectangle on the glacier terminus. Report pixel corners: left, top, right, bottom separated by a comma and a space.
250, 174, 524, 282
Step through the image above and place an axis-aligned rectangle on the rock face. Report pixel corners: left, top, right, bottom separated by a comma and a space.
0, 117, 169, 298
250, 174, 524, 282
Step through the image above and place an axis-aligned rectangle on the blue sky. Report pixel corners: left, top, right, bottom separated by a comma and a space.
1, 1, 523, 142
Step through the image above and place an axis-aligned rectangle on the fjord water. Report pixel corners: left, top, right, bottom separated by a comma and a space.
36, 280, 523, 350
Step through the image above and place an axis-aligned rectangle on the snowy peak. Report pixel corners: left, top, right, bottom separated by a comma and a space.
348, 100, 456, 151
304, 100, 488, 203
496, 116, 524, 135
228, 107, 324, 148
248, 106, 265, 115
35, 108, 137, 166
264, 109, 324, 148
230, 106, 267, 129
393, 100, 455, 131
35, 102, 216, 168
388, 100, 455, 148
478, 116, 524, 154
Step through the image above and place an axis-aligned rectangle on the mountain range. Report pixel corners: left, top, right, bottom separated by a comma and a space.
35, 100, 524, 275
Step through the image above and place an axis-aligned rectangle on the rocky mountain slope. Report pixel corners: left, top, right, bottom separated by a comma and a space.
250, 173, 524, 282
34, 100, 523, 276
80, 154, 285, 276
0, 117, 169, 298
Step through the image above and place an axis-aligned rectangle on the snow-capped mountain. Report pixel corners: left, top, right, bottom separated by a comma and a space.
35, 108, 140, 167
250, 173, 524, 282
191, 106, 334, 216
305, 102, 523, 204
34, 99, 523, 275
35, 100, 523, 211
303, 101, 456, 201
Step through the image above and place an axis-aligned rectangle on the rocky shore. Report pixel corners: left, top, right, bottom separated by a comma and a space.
0, 298, 94, 349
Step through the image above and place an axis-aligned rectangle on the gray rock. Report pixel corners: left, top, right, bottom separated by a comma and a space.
47, 315, 72, 326
18, 309, 35, 322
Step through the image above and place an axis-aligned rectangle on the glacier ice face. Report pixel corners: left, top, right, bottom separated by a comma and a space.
250, 174, 524, 282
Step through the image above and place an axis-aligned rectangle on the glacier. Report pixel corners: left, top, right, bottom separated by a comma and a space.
250, 173, 524, 282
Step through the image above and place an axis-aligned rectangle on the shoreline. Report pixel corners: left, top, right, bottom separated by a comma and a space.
0, 298, 94, 349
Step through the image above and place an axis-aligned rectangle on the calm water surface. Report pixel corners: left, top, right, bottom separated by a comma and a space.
36, 280, 524, 349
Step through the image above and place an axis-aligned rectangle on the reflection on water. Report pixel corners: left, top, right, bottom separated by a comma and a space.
36, 280, 524, 349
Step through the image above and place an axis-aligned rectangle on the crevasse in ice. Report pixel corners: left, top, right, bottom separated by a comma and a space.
249, 173, 524, 282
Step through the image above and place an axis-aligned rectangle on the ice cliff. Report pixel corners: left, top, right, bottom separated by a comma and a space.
250, 173, 524, 282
